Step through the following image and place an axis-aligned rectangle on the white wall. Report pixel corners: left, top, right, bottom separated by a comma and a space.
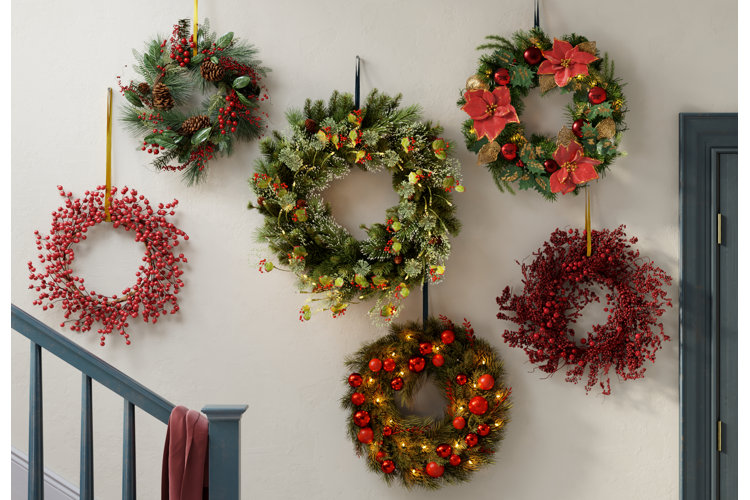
11, 0, 737, 498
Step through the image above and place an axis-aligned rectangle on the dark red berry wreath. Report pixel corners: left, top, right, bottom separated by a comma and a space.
27, 185, 188, 346
342, 317, 511, 487
496, 226, 672, 394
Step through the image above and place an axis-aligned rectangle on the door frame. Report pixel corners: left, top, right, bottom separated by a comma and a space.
679, 112, 737, 500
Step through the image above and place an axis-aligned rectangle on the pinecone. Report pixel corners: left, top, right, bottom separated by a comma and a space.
304, 119, 318, 134
179, 115, 211, 136
137, 82, 150, 95
200, 60, 225, 82
152, 82, 174, 110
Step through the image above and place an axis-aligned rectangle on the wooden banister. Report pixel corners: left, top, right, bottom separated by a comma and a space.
11, 305, 247, 499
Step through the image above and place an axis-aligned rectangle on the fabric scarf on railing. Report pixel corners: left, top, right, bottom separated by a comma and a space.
162, 405, 209, 500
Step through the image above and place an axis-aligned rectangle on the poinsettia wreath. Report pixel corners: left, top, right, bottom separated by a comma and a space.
119, 19, 268, 185
342, 317, 511, 487
250, 90, 463, 322
496, 226, 672, 394
458, 27, 627, 200
27, 185, 188, 346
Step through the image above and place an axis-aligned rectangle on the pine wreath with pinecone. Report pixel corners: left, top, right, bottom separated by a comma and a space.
120, 19, 269, 185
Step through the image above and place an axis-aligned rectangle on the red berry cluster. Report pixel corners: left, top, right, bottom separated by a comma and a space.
217, 91, 263, 135
164, 143, 216, 173
343, 319, 511, 487
497, 226, 673, 394
168, 23, 197, 67
27, 186, 189, 346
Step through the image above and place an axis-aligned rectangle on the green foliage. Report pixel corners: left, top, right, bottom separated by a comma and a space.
510, 65, 533, 88
458, 27, 628, 201
250, 90, 463, 322
119, 18, 268, 185
341, 319, 512, 488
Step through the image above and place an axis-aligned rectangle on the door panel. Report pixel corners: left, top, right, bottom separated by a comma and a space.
679, 113, 737, 500
716, 152, 737, 499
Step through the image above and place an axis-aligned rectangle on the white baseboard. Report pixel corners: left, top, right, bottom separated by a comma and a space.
10, 447, 79, 500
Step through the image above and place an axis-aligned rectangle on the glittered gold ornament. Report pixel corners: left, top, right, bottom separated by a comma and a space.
577, 41, 597, 55
596, 118, 616, 139
465, 74, 489, 91
557, 126, 576, 147
477, 141, 502, 165
509, 133, 527, 145
539, 74, 556, 94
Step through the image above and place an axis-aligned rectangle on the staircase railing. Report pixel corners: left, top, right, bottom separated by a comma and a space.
11, 304, 247, 499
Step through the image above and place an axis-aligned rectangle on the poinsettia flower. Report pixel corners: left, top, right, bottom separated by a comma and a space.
549, 142, 601, 194
538, 39, 598, 87
461, 87, 519, 141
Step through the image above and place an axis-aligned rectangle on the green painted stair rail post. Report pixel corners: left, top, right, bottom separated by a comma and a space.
202, 405, 248, 500
12, 305, 250, 498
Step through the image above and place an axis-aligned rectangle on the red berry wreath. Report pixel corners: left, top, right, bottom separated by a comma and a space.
496, 226, 672, 394
27, 185, 188, 345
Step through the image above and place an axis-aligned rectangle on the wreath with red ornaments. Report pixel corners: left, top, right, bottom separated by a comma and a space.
27, 186, 188, 346
342, 317, 511, 487
120, 19, 268, 185
496, 226, 672, 394
458, 27, 627, 200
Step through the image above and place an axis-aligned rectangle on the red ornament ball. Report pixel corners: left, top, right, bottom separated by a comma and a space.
469, 396, 489, 415
452, 416, 466, 430
465, 433, 479, 447
381, 459, 395, 474
382, 425, 393, 436
588, 86, 607, 104
436, 443, 452, 458
477, 374, 495, 391
432, 354, 445, 367
353, 410, 371, 427
390, 377, 404, 391
501, 143, 518, 160
357, 427, 374, 444
543, 159, 559, 173
441, 330, 455, 344
493, 68, 510, 86
368, 358, 383, 372
449, 454, 462, 466
408, 356, 426, 372
426, 462, 445, 478
419, 342, 433, 355
572, 119, 587, 138
375, 450, 386, 463
455, 374, 468, 385
351, 392, 365, 405
523, 46, 543, 65
383, 358, 396, 372
348, 373, 363, 388
478, 423, 491, 436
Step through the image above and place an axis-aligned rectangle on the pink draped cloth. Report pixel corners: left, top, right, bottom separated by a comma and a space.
161, 405, 209, 500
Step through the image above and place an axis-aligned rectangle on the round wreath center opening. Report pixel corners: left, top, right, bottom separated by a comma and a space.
321, 167, 399, 240
72, 223, 144, 297
520, 87, 571, 138
568, 283, 613, 345
395, 374, 447, 420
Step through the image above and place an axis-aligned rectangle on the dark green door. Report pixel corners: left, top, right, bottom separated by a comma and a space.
715, 151, 737, 499
679, 113, 737, 500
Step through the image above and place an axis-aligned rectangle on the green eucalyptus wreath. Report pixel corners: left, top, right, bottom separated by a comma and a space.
120, 19, 268, 185
250, 90, 463, 322
458, 27, 628, 200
